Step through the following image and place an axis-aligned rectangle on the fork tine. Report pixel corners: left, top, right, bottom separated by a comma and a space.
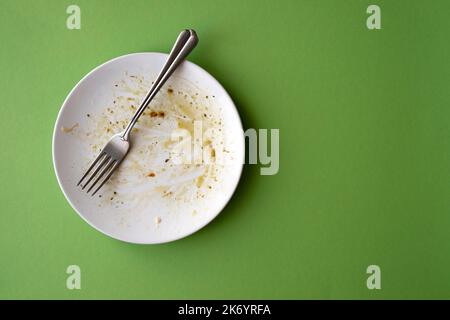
77, 152, 106, 186
87, 158, 117, 194
81, 155, 111, 190
91, 161, 119, 196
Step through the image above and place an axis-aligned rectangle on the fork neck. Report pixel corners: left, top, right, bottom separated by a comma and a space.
120, 114, 139, 142
121, 131, 130, 142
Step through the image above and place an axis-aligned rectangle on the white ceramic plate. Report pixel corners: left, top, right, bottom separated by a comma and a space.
53, 52, 244, 244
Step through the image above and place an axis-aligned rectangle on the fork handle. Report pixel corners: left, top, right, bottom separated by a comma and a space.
121, 29, 199, 141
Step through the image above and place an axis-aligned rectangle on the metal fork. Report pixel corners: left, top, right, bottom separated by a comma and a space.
77, 29, 199, 196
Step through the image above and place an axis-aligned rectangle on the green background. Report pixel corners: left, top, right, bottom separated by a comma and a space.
1, 0, 449, 299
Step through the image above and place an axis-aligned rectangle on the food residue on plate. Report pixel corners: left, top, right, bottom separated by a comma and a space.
73, 72, 236, 227
61, 123, 79, 133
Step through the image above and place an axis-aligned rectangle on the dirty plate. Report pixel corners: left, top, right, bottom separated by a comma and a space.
52, 52, 244, 244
